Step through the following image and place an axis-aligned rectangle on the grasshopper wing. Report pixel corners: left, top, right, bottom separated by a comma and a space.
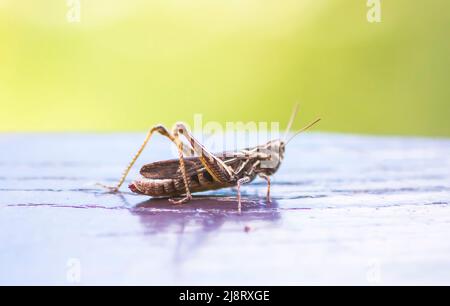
139, 157, 203, 180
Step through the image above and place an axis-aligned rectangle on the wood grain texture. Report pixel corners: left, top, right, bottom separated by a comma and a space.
0, 133, 449, 285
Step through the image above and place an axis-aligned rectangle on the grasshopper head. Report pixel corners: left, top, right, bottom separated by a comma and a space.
266, 139, 286, 160
255, 104, 320, 177
256, 139, 285, 176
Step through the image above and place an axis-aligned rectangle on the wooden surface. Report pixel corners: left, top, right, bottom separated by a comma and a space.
1, 133, 450, 285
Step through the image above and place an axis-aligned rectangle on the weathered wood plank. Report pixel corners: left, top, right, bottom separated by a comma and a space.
0, 133, 449, 285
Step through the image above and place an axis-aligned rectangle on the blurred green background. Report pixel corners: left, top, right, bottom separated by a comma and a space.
0, 0, 449, 136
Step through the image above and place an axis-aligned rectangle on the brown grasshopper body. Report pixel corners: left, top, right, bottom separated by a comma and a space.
104, 105, 319, 210
128, 141, 283, 197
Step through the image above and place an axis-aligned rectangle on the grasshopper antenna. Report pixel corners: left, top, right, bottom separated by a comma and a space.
283, 103, 300, 142
285, 118, 321, 145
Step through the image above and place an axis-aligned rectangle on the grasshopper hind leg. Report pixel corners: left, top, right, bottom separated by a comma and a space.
102, 124, 192, 200
168, 193, 192, 205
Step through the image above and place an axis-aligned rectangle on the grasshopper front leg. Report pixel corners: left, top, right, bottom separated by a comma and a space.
258, 173, 271, 203
237, 176, 251, 212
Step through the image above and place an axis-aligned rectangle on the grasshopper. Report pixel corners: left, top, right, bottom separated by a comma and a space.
105, 104, 320, 210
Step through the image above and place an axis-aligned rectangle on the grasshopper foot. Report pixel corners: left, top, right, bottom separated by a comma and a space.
96, 183, 119, 193
169, 194, 192, 205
